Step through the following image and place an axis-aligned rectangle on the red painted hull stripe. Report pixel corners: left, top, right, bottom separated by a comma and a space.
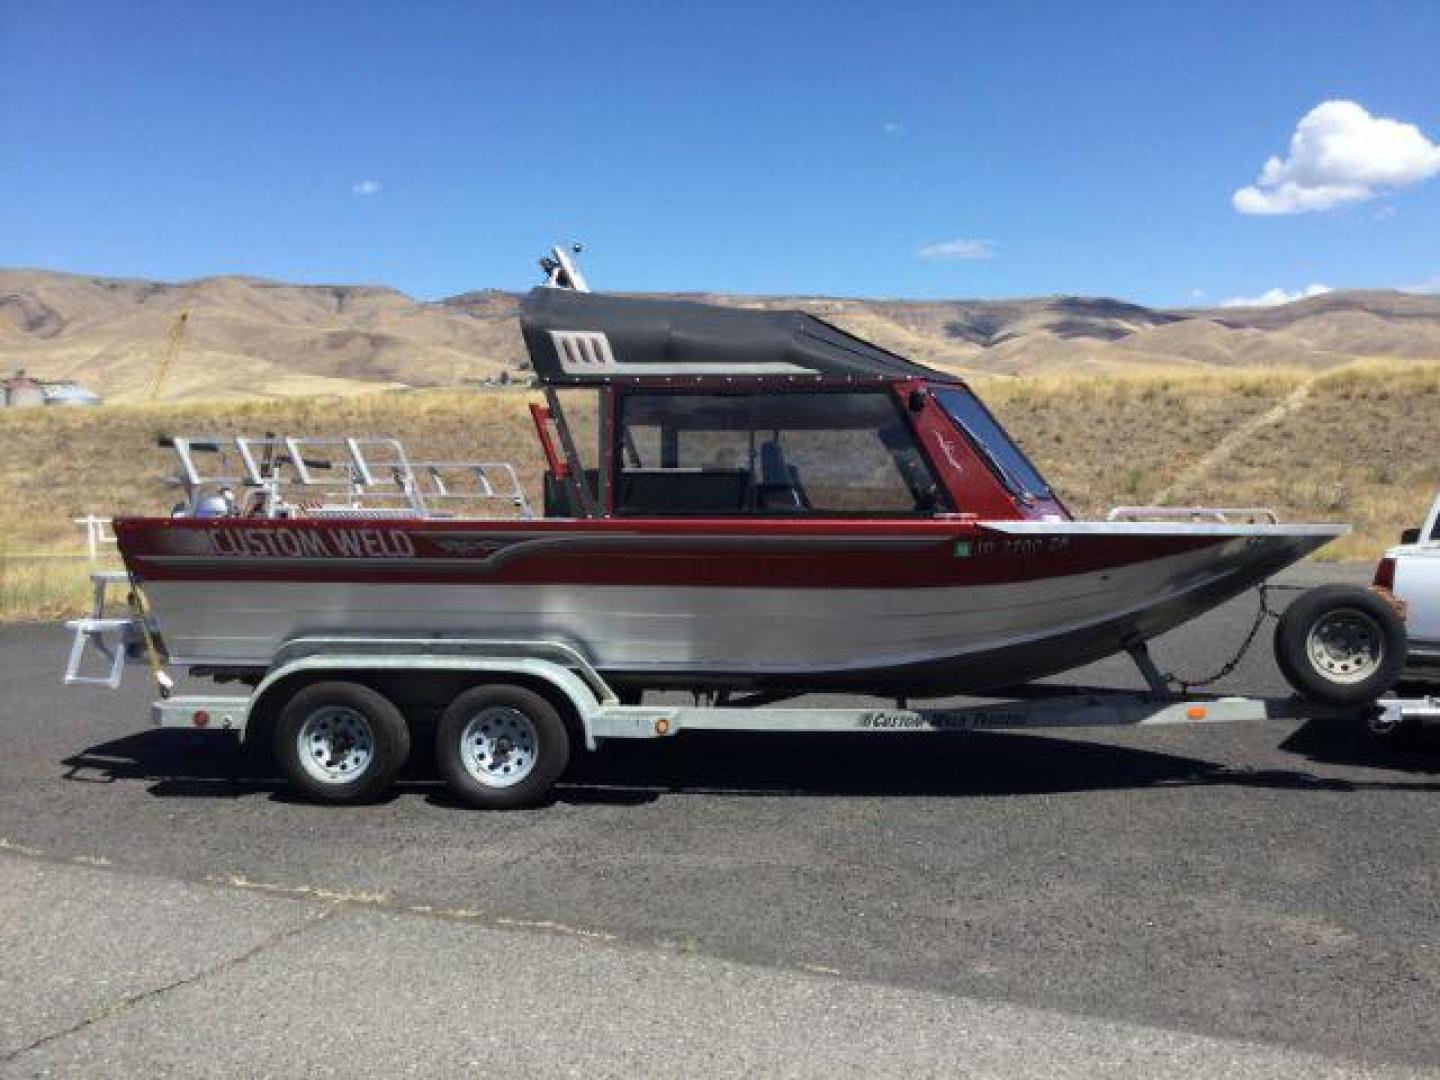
115, 517, 1228, 588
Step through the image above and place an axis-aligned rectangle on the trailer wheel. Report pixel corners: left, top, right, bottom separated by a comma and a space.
1274, 585, 1406, 705
274, 681, 410, 804
436, 685, 571, 809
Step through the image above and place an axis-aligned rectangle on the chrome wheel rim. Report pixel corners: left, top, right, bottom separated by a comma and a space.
458, 706, 538, 789
297, 706, 375, 784
1305, 608, 1383, 685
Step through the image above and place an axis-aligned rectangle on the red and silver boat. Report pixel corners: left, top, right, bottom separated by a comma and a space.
111, 248, 1345, 699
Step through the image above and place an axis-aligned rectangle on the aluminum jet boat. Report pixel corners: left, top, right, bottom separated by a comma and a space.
111, 247, 1346, 698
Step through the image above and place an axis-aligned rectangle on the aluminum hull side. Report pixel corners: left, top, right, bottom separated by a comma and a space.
142, 529, 1333, 695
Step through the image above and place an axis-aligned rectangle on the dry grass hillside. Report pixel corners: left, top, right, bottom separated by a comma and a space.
3, 364, 1435, 619
0, 270, 527, 400
712, 289, 1440, 376
5, 268, 1440, 402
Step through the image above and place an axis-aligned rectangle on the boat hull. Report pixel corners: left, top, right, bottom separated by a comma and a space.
117, 517, 1344, 696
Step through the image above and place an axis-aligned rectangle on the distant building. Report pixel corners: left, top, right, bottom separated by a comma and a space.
1, 371, 103, 408
43, 382, 103, 407
1, 372, 45, 408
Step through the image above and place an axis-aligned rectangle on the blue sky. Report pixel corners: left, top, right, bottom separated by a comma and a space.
2, 0, 1438, 305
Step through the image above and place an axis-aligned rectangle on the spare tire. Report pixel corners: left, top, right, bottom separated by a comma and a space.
1274, 584, 1406, 705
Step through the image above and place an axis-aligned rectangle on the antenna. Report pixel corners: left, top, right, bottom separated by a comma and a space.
539, 243, 590, 292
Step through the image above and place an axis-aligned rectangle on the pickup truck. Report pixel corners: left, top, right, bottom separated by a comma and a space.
1374, 491, 1440, 683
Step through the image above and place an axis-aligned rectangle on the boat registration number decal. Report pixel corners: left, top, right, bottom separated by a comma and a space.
961, 537, 1070, 558
206, 527, 416, 560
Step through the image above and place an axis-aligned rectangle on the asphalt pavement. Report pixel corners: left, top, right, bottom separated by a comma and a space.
1, 562, 1438, 1077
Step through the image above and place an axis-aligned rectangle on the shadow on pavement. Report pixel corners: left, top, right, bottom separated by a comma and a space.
554, 727, 1440, 804
1279, 716, 1440, 775
62, 731, 286, 798
62, 723, 1440, 807
59, 730, 426, 803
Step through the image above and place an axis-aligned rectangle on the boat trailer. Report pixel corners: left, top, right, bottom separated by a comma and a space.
63, 568, 1432, 809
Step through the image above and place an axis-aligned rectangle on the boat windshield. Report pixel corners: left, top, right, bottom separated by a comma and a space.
932, 387, 1052, 500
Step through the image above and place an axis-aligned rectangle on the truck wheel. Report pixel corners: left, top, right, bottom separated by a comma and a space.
274, 681, 410, 804
1274, 585, 1406, 705
436, 684, 571, 810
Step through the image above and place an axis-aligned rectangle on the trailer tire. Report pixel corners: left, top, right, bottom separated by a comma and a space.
274, 681, 410, 804
436, 684, 571, 810
1274, 585, 1406, 705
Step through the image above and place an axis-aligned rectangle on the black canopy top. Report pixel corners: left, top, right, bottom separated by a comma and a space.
520, 287, 949, 386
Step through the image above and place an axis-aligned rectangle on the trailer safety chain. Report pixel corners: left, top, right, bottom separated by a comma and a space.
1164, 582, 1280, 694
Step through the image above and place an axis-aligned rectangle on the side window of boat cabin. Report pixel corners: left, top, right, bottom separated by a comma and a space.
615, 391, 946, 516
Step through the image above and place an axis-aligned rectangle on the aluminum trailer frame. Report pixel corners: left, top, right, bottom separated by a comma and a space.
67, 587, 1429, 808
1373, 693, 1440, 731
140, 634, 1378, 747
67, 594, 1420, 746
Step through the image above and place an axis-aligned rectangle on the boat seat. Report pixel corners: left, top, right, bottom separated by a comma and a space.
754, 440, 809, 511
619, 469, 750, 514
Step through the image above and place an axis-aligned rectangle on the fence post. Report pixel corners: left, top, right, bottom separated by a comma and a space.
73, 515, 113, 562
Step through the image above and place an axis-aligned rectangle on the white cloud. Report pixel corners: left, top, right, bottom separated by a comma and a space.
1189, 288, 1208, 301
883, 122, 904, 137
1233, 100, 1440, 215
916, 237, 996, 261
351, 179, 383, 196
1221, 283, 1333, 308
1402, 276, 1440, 294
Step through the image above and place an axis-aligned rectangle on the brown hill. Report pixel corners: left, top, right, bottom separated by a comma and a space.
0, 271, 527, 400
3, 268, 1439, 401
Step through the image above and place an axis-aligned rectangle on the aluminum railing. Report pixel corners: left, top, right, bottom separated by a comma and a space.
1105, 505, 1280, 525
163, 434, 532, 520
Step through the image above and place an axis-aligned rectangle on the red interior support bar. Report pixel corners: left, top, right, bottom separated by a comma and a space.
528, 401, 570, 478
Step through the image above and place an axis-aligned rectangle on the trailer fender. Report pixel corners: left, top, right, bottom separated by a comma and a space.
249, 655, 608, 751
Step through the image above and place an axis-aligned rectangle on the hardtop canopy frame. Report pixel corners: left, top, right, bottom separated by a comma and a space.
520, 287, 955, 387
